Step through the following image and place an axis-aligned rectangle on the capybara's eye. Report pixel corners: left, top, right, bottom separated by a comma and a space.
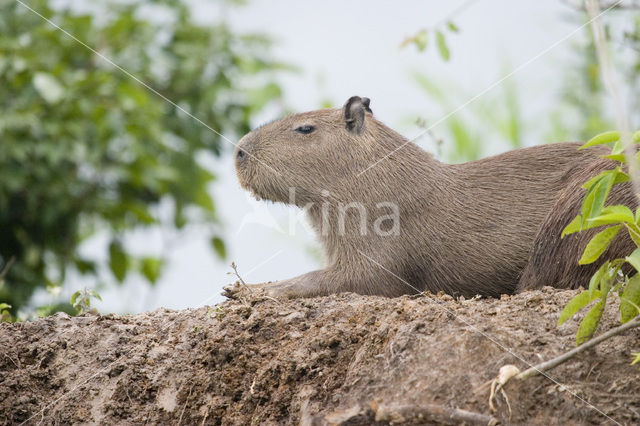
295, 125, 316, 134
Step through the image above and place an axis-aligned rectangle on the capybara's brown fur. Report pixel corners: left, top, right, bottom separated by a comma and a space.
226, 96, 628, 299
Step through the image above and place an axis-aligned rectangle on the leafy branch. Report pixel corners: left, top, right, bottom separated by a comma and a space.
399, 0, 479, 61
0, 0, 286, 314
559, 130, 640, 345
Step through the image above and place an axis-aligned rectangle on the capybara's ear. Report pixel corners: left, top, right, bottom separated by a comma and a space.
343, 96, 372, 134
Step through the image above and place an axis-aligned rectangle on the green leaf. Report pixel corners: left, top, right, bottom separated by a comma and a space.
127, 203, 156, 224
581, 172, 607, 191
627, 224, 640, 247
599, 268, 613, 296
449, 118, 479, 161
558, 289, 602, 325
612, 168, 630, 184
89, 290, 102, 301
581, 172, 614, 220
174, 203, 187, 229
589, 173, 615, 217
194, 188, 215, 213
626, 248, 640, 272
620, 274, 640, 323
109, 241, 128, 283
562, 214, 583, 237
414, 30, 428, 51
603, 153, 626, 162
140, 257, 163, 284
576, 299, 605, 345
580, 167, 627, 193
211, 237, 226, 259
74, 258, 97, 275
70, 291, 80, 306
0, 303, 12, 311
580, 130, 620, 149
435, 30, 450, 61
446, 21, 459, 32
611, 140, 624, 155
588, 261, 612, 297
632, 352, 640, 365
611, 130, 640, 154
578, 225, 622, 265
587, 205, 635, 226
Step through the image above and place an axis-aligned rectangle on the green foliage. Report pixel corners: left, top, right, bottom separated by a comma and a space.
580, 130, 625, 149
558, 288, 602, 325
139, 257, 164, 284
0, 0, 285, 313
546, 30, 613, 141
413, 71, 524, 162
559, 131, 640, 345
211, 236, 227, 260
620, 274, 640, 323
70, 288, 102, 314
579, 225, 622, 265
435, 30, 450, 61
546, 8, 640, 143
0, 302, 13, 322
400, 20, 458, 61
576, 299, 605, 345
109, 241, 128, 283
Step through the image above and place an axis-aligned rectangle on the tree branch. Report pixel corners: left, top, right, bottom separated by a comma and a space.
516, 314, 640, 380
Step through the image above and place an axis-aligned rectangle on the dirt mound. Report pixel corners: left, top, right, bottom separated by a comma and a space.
1, 288, 638, 425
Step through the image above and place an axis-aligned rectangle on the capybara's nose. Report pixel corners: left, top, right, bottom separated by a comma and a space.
236, 148, 246, 161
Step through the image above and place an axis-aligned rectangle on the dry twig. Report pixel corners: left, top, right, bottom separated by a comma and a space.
489, 315, 640, 411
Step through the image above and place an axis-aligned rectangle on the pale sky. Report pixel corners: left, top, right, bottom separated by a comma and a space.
34, 0, 593, 314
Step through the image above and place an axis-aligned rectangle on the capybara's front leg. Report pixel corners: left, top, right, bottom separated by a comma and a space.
222, 269, 336, 299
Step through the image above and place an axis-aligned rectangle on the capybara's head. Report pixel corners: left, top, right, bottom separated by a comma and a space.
235, 96, 392, 206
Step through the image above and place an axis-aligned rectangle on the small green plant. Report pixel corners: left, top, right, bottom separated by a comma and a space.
70, 288, 102, 315
0, 302, 13, 322
559, 130, 640, 345
205, 305, 229, 320
216, 306, 225, 320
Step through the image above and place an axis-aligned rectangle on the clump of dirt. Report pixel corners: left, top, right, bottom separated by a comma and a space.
1, 288, 638, 425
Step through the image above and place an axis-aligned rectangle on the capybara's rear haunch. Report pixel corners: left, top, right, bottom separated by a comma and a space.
225, 96, 627, 299
517, 159, 637, 292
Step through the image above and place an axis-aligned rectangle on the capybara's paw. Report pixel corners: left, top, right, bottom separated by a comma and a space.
221, 281, 241, 299
222, 281, 251, 299
221, 281, 272, 300
222, 280, 311, 300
